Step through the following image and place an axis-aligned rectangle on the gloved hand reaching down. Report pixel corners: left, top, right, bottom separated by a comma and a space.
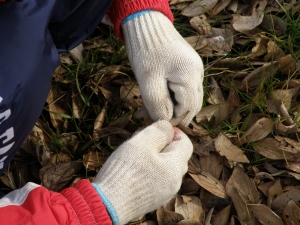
93, 120, 193, 224
122, 11, 204, 126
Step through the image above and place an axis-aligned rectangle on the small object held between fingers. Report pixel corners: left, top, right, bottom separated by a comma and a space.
169, 111, 190, 127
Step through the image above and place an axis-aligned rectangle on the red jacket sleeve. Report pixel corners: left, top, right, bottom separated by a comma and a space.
107, 0, 174, 39
0, 179, 112, 225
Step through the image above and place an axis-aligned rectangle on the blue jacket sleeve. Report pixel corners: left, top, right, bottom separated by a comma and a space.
0, 0, 113, 175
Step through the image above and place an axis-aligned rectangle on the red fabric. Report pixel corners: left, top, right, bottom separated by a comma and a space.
0, 180, 112, 225
107, 0, 174, 40
62, 179, 112, 225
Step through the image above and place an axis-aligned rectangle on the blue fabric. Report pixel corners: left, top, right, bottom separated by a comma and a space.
92, 183, 119, 225
0, 0, 112, 175
121, 10, 153, 25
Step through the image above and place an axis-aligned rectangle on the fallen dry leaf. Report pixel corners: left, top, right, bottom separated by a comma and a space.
226, 184, 255, 225
264, 40, 286, 61
71, 85, 84, 119
40, 161, 82, 192
182, 0, 218, 17
211, 204, 232, 225
175, 195, 204, 223
181, 177, 201, 195
237, 117, 274, 145
215, 132, 249, 163
247, 204, 284, 225
207, 76, 225, 104
190, 15, 211, 35
269, 87, 299, 110
272, 189, 300, 215
282, 200, 300, 225
278, 54, 297, 76
196, 102, 229, 124
209, 0, 231, 16
257, 181, 275, 196
83, 151, 108, 170
232, 0, 267, 32
253, 137, 300, 161
199, 152, 223, 178
157, 205, 184, 225
120, 82, 143, 108
189, 171, 229, 199
267, 179, 283, 208
93, 104, 107, 139
226, 165, 259, 205
241, 62, 279, 89
69, 43, 84, 63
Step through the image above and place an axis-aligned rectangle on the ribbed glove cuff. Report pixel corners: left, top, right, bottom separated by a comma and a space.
92, 184, 119, 225
107, 0, 174, 40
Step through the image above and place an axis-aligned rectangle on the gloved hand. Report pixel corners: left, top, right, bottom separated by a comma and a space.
122, 11, 204, 126
93, 120, 193, 225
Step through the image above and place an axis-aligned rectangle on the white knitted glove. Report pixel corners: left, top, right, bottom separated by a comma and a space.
93, 120, 193, 224
122, 11, 204, 125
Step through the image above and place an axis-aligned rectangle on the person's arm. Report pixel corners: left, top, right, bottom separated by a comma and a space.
0, 180, 112, 225
0, 121, 193, 225
107, 0, 204, 126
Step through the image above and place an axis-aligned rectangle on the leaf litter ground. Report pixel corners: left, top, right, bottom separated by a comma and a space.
1, 1, 300, 224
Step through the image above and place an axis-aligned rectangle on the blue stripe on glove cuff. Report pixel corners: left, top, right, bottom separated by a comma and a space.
92, 183, 119, 225
121, 10, 153, 24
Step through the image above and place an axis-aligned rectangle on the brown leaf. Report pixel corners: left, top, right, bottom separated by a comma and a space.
248, 33, 269, 59
190, 15, 211, 35
278, 54, 297, 76
46, 86, 71, 132
199, 152, 223, 178
120, 82, 143, 108
232, 0, 267, 32
226, 0, 238, 13
209, 0, 231, 16
93, 105, 107, 139
71, 85, 84, 119
182, 0, 218, 17
181, 177, 201, 195
193, 135, 216, 157
267, 179, 283, 208
269, 87, 299, 110
253, 137, 300, 161
215, 133, 249, 163
282, 200, 300, 225
257, 181, 275, 196
177, 220, 202, 225
83, 152, 108, 170
275, 118, 298, 135
237, 117, 274, 145
40, 161, 82, 191
189, 172, 228, 199
241, 62, 279, 89
226, 165, 259, 205
184, 35, 231, 55
207, 76, 225, 105
272, 189, 300, 215
157, 206, 184, 225
196, 102, 229, 124
175, 195, 204, 223
69, 44, 84, 63
211, 204, 232, 225
274, 136, 300, 154
247, 204, 284, 225
227, 87, 241, 107
264, 40, 286, 61
226, 183, 255, 225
